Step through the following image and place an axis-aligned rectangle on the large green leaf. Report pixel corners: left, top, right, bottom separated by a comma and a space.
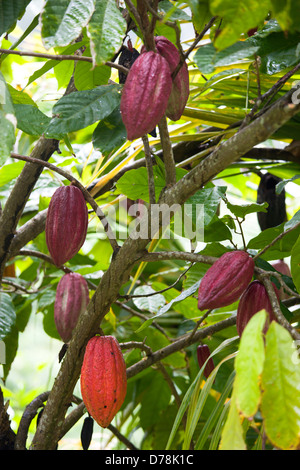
234, 310, 267, 417
44, 84, 121, 139
14, 104, 51, 136
41, 0, 95, 49
210, 0, 271, 50
218, 386, 247, 450
0, 71, 16, 165
87, 0, 126, 66
92, 106, 126, 155
0, 0, 31, 35
261, 321, 300, 449
0, 293, 18, 380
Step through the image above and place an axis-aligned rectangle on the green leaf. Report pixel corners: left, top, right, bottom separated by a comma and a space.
185, 0, 212, 33
210, 0, 271, 50
291, 233, 300, 294
92, 106, 126, 155
0, 161, 25, 186
87, 0, 127, 66
270, 0, 300, 33
14, 104, 51, 136
44, 84, 121, 139
218, 387, 247, 450
0, 71, 16, 165
187, 186, 227, 226
0, 0, 31, 35
226, 200, 269, 219
0, 293, 16, 340
261, 321, 300, 449
132, 285, 166, 314
41, 0, 95, 49
74, 60, 111, 91
234, 310, 267, 417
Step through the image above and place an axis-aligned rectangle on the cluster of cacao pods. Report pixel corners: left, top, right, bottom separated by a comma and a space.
80, 335, 127, 428
197, 250, 290, 339
120, 36, 189, 141
46, 184, 88, 267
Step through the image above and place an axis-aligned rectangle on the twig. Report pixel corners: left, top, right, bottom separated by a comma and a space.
0, 48, 129, 75
253, 222, 300, 260
142, 134, 156, 204
158, 116, 177, 187
240, 60, 300, 130
10, 153, 120, 253
258, 273, 300, 341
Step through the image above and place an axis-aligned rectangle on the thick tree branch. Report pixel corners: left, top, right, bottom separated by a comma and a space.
30, 89, 300, 450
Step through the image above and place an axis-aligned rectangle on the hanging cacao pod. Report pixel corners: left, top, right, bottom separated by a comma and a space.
45, 185, 88, 267
236, 280, 280, 337
54, 272, 90, 343
197, 344, 214, 379
80, 335, 127, 428
118, 40, 139, 85
198, 251, 254, 311
80, 416, 94, 450
257, 172, 287, 231
154, 36, 189, 121
272, 260, 292, 300
120, 50, 172, 140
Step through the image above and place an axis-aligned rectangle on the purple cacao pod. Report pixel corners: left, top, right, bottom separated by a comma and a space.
198, 251, 254, 311
236, 280, 280, 337
154, 36, 189, 121
272, 260, 291, 300
197, 344, 214, 379
46, 185, 88, 267
54, 272, 90, 343
120, 51, 172, 140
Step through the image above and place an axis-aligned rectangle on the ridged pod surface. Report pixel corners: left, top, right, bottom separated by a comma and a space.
120, 51, 172, 140
46, 185, 88, 267
154, 36, 189, 121
80, 336, 127, 428
197, 344, 214, 379
272, 260, 291, 300
54, 272, 90, 343
198, 251, 254, 311
236, 280, 280, 337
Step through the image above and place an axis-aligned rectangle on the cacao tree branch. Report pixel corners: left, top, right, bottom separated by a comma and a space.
30, 89, 300, 450
142, 135, 156, 204
0, 48, 129, 75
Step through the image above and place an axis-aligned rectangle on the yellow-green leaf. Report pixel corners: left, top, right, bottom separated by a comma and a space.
235, 309, 267, 417
261, 321, 300, 450
219, 387, 246, 450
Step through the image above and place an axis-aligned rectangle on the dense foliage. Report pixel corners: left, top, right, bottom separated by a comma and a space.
0, 0, 300, 451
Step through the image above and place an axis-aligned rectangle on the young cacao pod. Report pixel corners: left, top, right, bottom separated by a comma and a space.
45, 185, 88, 267
236, 280, 280, 337
80, 335, 127, 428
198, 251, 254, 311
257, 172, 287, 231
80, 416, 94, 450
54, 272, 90, 343
197, 344, 214, 379
272, 260, 292, 300
120, 50, 172, 140
154, 36, 189, 121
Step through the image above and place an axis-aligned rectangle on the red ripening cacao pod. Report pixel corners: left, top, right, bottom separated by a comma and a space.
198, 250, 254, 311
54, 272, 90, 343
120, 51, 172, 140
236, 280, 280, 337
154, 36, 189, 121
197, 344, 214, 379
272, 260, 291, 300
80, 335, 127, 428
46, 185, 88, 267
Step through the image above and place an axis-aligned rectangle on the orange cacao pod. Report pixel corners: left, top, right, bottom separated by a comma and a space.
54, 272, 90, 343
197, 344, 214, 379
272, 260, 291, 300
120, 51, 172, 140
80, 336, 127, 428
236, 280, 280, 337
154, 36, 189, 121
46, 185, 88, 267
198, 251, 254, 311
